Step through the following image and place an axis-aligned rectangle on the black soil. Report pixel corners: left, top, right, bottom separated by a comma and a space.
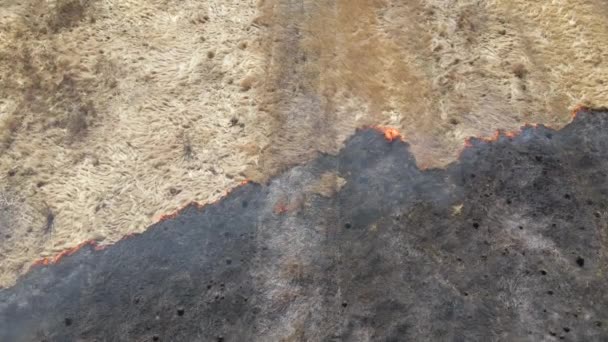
1, 110, 608, 341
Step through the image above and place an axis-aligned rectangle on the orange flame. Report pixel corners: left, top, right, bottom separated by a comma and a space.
29, 180, 251, 270
571, 104, 589, 120
457, 104, 592, 161
26, 104, 597, 270
383, 128, 402, 142
370, 126, 403, 142
500, 106, 589, 142
31, 240, 101, 267
477, 129, 521, 144
156, 180, 250, 222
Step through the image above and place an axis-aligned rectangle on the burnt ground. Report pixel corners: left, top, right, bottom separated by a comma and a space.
1, 109, 608, 341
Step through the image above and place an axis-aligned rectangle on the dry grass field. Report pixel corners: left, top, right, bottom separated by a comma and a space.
0, 0, 607, 287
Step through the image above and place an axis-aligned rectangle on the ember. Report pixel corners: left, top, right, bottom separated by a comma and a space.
273, 203, 289, 215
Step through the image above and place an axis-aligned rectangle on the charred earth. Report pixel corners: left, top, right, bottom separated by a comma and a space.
2, 109, 608, 341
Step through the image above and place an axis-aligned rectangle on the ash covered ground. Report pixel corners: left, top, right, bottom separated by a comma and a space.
2, 109, 608, 341
3, 0, 608, 287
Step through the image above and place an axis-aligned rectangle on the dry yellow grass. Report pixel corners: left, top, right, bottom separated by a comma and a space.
1, 0, 608, 288
0, 0, 266, 287
254, 0, 608, 171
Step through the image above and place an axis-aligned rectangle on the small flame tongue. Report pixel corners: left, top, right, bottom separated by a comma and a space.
32, 240, 102, 267
30, 180, 252, 270
371, 126, 403, 142
383, 128, 401, 141
27, 107, 595, 271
